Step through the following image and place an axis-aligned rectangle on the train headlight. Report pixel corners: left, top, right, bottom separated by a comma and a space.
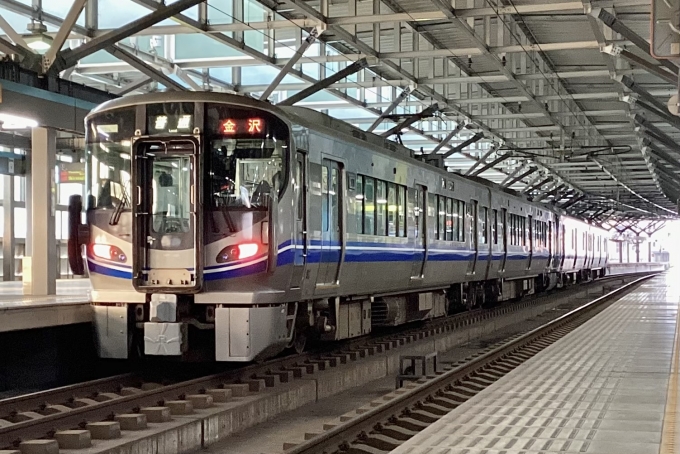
90, 244, 127, 263
216, 243, 260, 263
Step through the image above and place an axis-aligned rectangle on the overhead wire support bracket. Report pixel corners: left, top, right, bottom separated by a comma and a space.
441, 132, 484, 159
591, 7, 679, 73
502, 166, 537, 189
468, 152, 511, 178
429, 122, 467, 155
260, 25, 325, 101
277, 58, 370, 106
380, 103, 441, 138
464, 145, 498, 176
367, 85, 416, 133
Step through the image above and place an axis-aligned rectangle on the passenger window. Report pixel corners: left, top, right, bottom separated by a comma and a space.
355, 176, 364, 234
376, 180, 387, 236
363, 177, 375, 235
387, 183, 396, 237
427, 193, 436, 239
492, 209, 498, 245
437, 196, 445, 240
446, 198, 454, 241
480, 207, 488, 244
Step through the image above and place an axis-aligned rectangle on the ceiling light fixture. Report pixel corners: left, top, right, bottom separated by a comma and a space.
0, 113, 38, 130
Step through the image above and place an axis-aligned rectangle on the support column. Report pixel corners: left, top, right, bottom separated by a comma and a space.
25, 127, 56, 295
2, 175, 14, 281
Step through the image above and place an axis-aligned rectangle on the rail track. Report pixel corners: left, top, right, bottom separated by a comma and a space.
280, 273, 655, 454
0, 272, 651, 452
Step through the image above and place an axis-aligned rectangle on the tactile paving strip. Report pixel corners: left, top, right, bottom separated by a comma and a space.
390, 275, 679, 454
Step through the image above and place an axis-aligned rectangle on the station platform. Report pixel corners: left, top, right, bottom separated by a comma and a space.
391, 271, 678, 454
0, 279, 90, 333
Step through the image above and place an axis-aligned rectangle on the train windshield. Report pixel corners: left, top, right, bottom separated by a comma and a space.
205, 104, 289, 212
207, 137, 284, 209
85, 108, 135, 211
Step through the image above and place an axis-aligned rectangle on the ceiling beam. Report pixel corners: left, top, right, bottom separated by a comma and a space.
44, 0, 88, 72
54, 0, 205, 72
106, 45, 185, 91
277, 58, 369, 106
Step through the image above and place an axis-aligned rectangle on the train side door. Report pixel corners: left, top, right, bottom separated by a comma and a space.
290, 151, 308, 289
500, 208, 508, 273
410, 185, 427, 280
316, 158, 343, 287
131, 138, 201, 292
466, 200, 479, 275
478, 206, 491, 278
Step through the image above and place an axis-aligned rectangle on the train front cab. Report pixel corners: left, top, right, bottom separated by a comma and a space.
69, 95, 300, 362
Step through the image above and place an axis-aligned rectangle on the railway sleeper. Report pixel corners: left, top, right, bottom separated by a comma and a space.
355, 434, 400, 451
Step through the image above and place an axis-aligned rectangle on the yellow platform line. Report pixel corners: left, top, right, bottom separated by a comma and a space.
661, 291, 680, 454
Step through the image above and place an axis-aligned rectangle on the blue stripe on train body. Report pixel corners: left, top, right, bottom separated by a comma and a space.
88, 239, 554, 280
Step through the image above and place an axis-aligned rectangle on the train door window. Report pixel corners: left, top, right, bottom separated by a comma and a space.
437, 196, 445, 240
458, 201, 466, 242
511, 216, 515, 246
363, 176, 375, 235
355, 175, 364, 234
492, 209, 498, 244
296, 156, 303, 221
501, 209, 507, 247
398, 185, 406, 237
330, 166, 339, 233
510, 215, 515, 246
446, 198, 454, 241
446, 199, 456, 241
480, 207, 488, 244
321, 165, 329, 232
387, 183, 397, 237
376, 180, 387, 236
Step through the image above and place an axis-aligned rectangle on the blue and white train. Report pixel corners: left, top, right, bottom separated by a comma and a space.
67, 92, 609, 362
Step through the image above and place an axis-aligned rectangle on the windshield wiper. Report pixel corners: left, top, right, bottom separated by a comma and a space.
109, 187, 130, 226
219, 203, 237, 233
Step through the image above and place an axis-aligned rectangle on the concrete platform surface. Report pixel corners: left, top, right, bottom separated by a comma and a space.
391, 272, 678, 454
0, 279, 91, 332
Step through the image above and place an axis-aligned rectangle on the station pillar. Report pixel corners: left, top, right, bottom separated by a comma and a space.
2, 175, 14, 281
23, 127, 57, 295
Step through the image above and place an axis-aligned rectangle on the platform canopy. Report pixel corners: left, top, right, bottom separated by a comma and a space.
0, 0, 677, 223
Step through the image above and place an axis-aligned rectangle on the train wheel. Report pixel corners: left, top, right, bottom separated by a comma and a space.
293, 327, 308, 354
287, 323, 309, 354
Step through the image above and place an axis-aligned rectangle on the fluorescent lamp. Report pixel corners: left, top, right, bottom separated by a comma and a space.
0, 113, 38, 129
